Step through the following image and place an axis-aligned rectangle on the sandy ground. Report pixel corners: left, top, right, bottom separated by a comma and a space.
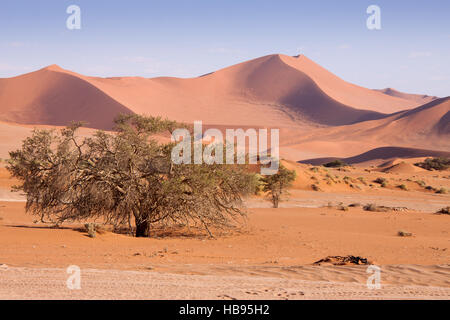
1, 265, 449, 300
1, 161, 449, 299
0, 51, 448, 300
0, 198, 449, 299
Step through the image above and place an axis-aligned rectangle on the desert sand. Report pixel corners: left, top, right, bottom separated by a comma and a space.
0, 54, 448, 300
0, 54, 440, 129
0, 54, 448, 162
0, 160, 449, 300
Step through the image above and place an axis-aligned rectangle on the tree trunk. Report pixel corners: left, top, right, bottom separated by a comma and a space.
273, 195, 279, 208
135, 220, 150, 237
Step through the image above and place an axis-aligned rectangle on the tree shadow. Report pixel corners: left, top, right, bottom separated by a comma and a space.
5, 224, 73, 230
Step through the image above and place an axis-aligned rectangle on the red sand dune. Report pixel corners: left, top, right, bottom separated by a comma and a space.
0, 54, 448, 163
282, 97, 450, 161
0, 66, 132, 130
0, 54, 429, 129
298, 146, 450, 166
375, 88, 438, 105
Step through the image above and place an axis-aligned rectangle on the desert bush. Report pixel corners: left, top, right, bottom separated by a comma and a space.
398, 230, 413, 237
7, 115, 258, 238
311, 184, 321, 191
415, 157, 450, 171
374, 177, 387, 184
85, 223, 96, 238
261, 164, 296, 208
357, 177, 367, 185
323, 159, 348, 168
398, 184, 408, 191
348, 203, 361, 207
436, 207, 450, 214
415, 180, 426, 187
84, 223, 108, 236
435, 187, 448, 194
363, 203, 389, 212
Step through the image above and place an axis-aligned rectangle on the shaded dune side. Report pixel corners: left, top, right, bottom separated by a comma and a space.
436, 111, 450, 134
279, 55, 421, 113
0, 68, 134, 130
376, 88, 438, 104
213, 54, 387, 126
299, 146, 450, 165
388, 97, 450, 135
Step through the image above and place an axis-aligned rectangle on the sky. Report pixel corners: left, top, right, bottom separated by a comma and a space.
0, 0, 449, 96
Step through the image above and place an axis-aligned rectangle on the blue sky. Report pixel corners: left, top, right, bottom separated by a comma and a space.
0, 0, 449, 96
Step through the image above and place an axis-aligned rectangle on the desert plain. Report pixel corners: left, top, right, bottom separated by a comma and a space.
0, 54, 449, 299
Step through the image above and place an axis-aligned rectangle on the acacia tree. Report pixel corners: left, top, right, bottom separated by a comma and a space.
261, 164, 296, 208
7, 115, 257, 237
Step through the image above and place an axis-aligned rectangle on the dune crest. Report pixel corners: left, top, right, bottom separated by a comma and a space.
0, 54, 434, 130
376, 87, 438, 104
0, 54, 448, 164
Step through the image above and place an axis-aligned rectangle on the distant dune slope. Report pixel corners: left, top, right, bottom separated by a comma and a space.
299, 146, 450, 165
282, 97, 450, 161
0, 66, 133, 130
0, 54, 447, 161
0, 54, 428, 129
375, 88, 438, 105
279, 55, 425, 113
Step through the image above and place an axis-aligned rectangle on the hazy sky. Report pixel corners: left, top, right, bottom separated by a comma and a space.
1, 0, 449, 96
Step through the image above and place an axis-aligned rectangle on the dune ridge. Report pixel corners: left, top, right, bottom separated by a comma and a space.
0, 54, 433, 129
299, 146, 450, 165
376, 87, 438, 105
0, 54, 448, 163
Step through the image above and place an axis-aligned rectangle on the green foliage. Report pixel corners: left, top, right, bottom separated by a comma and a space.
415, 157, 450, 171
260, 164, 296, 208
323, 159, 348, 168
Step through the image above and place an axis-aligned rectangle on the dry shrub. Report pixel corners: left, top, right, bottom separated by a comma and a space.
436, 207, 450, 214
363, 203, 389, 212
398, 230, 413, 237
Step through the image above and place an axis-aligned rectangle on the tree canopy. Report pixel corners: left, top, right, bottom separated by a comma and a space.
7, 115, 258, 237
261, 164, 296, 208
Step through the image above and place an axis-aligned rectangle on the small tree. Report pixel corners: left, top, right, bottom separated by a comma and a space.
323, 159, 347, 168
415, 157, 450, 171
7, 115, 258, 237
261, 164, 296, 208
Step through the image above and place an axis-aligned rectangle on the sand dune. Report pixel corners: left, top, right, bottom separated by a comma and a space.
299, 146, 450, 165
280, 55, 424, 113
0, 54, 448, 164
0, 66, 133, 130
381, 162, 428, 174
0, 54, 428, 129
376, 88, 438, 105
284, 97, 450, 161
